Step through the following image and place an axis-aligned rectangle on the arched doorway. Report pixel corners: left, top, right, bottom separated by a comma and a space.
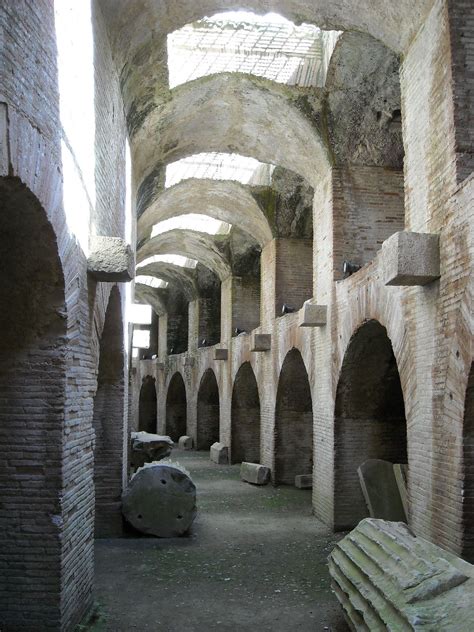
197, 369, 219, 450
0, 177, 66, 625
334, 319, 407, 530
275, 349, 313, 485
92, 286, 125, 537
231, 363, 260, 464
166, 372, 187, 441
463, 361, 474, 562
138, 375, 157, 433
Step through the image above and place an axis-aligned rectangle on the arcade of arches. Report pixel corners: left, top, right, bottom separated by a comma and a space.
0, 0, 473, 629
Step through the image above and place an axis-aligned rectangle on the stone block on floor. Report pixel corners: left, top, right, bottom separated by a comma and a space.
178, 435, 193, 450
210, 442, 229, 464
294, 474, 312, 489
240, 462, 270, 485
358, 458, 407, 522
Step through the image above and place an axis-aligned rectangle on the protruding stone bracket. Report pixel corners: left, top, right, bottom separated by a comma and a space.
251, 333, 271, 352
382, 231, 440, 286
215, 348, 228, 361
184, 356, 195, 368
87, 236, 135, 282
298, 301, 327, 327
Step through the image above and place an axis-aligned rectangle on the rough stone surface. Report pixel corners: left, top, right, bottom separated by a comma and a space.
298, 301, 327, 327
210, 442, 229, 465
382, 231, 440, 286
357, 458, 407, 522
88, 236, 135, 282
241, 462, 270, 485
130, 431, 174, 470
329, 518, 474, 631
179, 435, 193, 450
122, 462, 197, 537
295, 474, 313, 489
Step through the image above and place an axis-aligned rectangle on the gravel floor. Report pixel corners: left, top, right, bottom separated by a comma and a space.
93, 449, 348, 632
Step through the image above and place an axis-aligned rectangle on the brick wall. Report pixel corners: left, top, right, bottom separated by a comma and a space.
230, 362, 261, 463
138, 375, 157, 433
275, 350, 313, 485
92, 287, 126, 538
334, 320, 407, 530
332, 166, 405, 278
197, 369, 220, 450
165, 372, 187, 441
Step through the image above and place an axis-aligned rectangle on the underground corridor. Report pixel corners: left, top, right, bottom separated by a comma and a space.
1, 2, 473, 631
94, 449, 347, 632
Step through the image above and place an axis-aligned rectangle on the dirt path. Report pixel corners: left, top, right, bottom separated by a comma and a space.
94, 450, 348, 631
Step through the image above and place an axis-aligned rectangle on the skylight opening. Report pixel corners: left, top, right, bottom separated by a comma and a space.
167, 11, 335, 90
132, 329, 150, 349
136, 255, 198, 269
165, 152, 274, 188
130, 303, 153, 325
135, 276, 169, 289
208, 11, 290, 25
150, 213, 231, 238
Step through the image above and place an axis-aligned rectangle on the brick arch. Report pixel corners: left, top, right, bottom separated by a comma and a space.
0, 174, 68, 626
334, 319, 407, 530
197, 368, 220, 450
275, 348, 313, 485
138, 374, 157, 433
336, 284, 414, 419
166, 372, 187, 441
231, 362, 261, 464
92, 286, 126, 537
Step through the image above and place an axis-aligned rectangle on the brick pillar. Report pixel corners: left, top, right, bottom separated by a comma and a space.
260, 238, 313, 327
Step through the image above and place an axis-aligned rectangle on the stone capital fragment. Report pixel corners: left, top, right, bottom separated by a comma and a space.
298, 301, 327, 327
184, 356, 195, 368
87, 236, 135, 282
251, 333, 271, 352
382, 231, 440, 286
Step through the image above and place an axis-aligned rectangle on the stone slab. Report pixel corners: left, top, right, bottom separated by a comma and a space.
87, 235, 135, 282
357, 458, 407, 522
240, 462, 270, 485
210, 442, 228, 464
178, 435, 193, 450
215, 348, 228, 361
393, 462, 409, 519
295, 474, 312, 489
251, 333, 271, 352
298, 301, 327, 327
382, 231, 440, 286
